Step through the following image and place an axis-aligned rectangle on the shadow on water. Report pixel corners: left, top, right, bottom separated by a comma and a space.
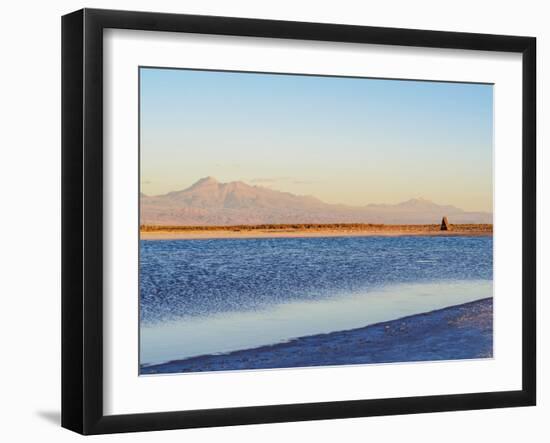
36, 410, 60, 426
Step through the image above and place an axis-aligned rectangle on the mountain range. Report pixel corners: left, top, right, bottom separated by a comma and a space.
140, 177, 492, 226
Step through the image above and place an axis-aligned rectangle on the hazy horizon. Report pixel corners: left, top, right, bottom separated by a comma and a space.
141, 175, 491, 212
140, 68, 493, 212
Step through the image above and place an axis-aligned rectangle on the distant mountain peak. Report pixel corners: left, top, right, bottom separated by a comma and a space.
401, 197, 430, 204
187, 175, 220, 189
191, 176, 219, 187
399, 197, 438, 206
141, 177, 492, 225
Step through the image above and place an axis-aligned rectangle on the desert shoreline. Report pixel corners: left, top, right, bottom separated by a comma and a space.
141, 297, 493, 374
140, 223, 493, 240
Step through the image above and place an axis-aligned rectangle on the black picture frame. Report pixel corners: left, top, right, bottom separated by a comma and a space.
62, 8, 536, 435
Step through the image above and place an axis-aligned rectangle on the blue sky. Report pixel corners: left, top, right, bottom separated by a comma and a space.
140, 67, 493, 211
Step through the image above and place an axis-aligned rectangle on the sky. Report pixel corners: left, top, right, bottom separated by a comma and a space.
140, 67, 493, 212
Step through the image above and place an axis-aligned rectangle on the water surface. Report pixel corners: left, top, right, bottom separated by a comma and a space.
140, 236, 492, 366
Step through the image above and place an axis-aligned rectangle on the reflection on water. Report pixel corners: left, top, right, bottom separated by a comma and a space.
139, 236, 492, 366
140, 280, 492, 365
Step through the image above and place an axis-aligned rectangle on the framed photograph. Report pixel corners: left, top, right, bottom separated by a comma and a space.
62, 8, 536, 435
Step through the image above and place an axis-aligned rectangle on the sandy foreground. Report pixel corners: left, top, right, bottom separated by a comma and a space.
140, 224, 493, 240
141, 298, 493, 374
